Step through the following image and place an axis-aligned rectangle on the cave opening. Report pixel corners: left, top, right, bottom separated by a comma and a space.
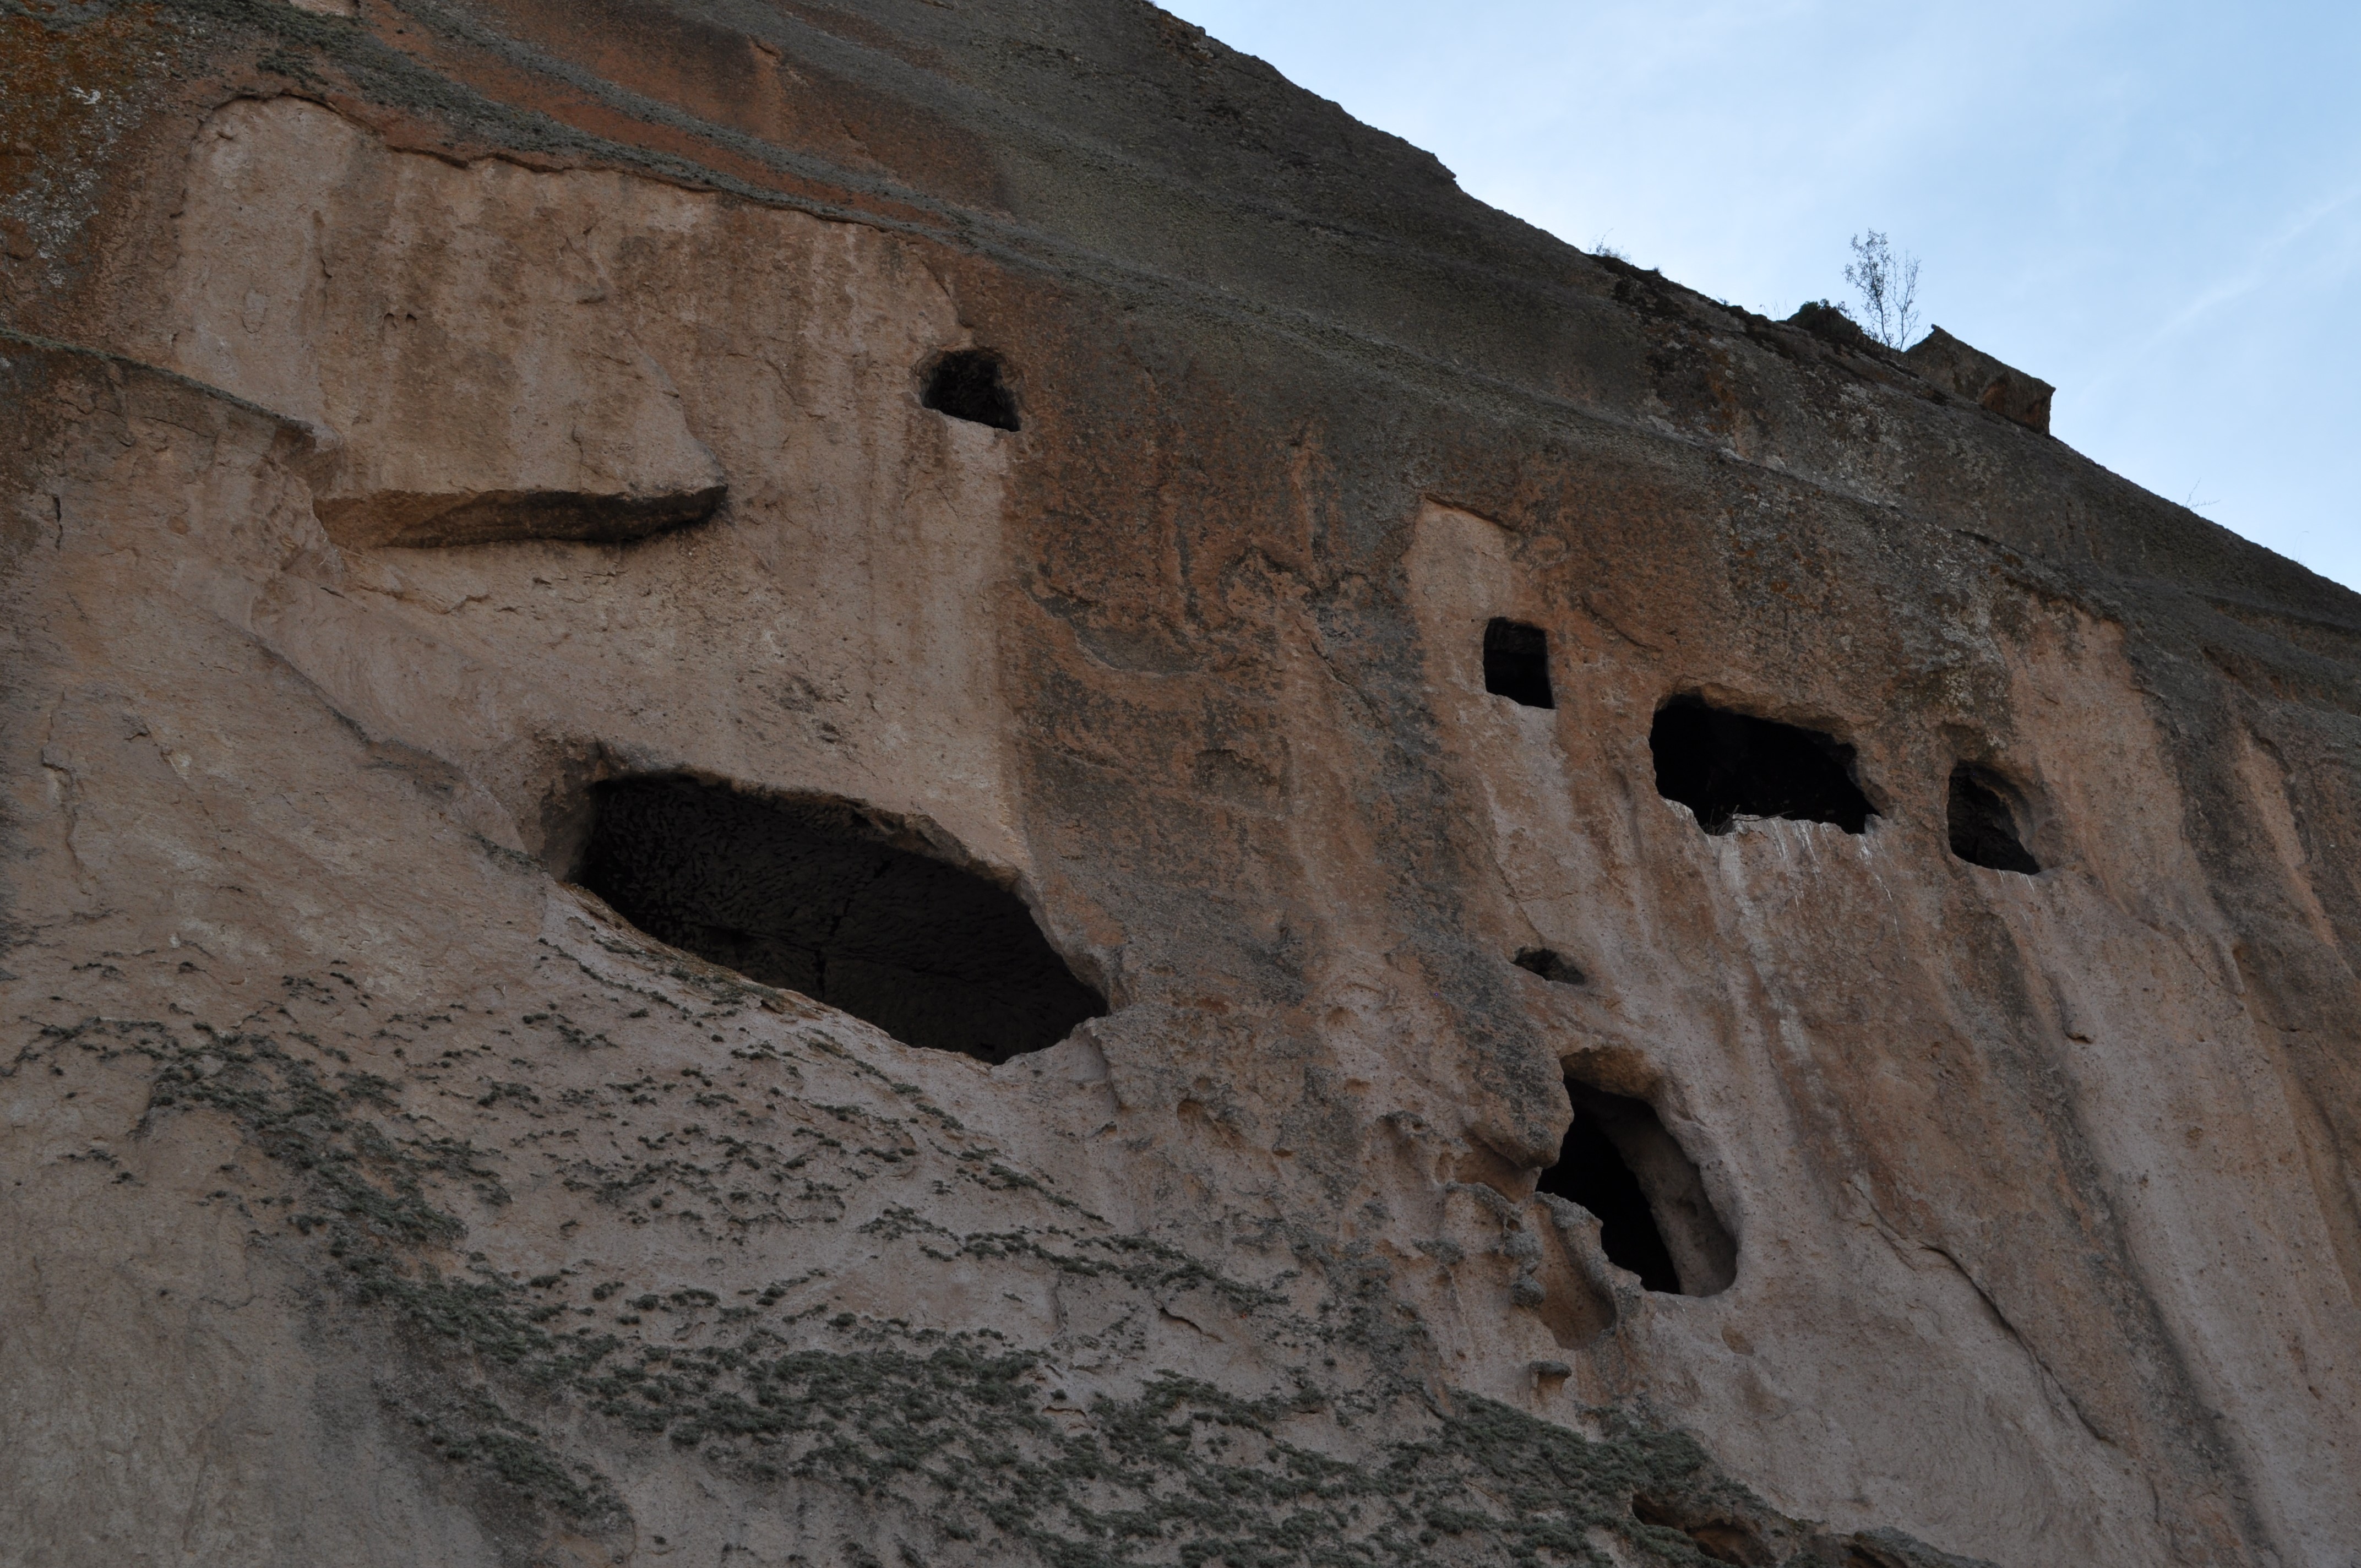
1539, 1082, 1736, 1297
1649, 695, 1873, 835
574, 777, 1103, 1064
1483, 618, 1555, 709
1947, 766, 2040, 874
1513, 947, 1587, 986
1630, 1495, 1766, 1567
921, 348, 1021, 431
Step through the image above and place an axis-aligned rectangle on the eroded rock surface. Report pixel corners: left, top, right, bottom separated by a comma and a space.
3, 4, 2357, 1566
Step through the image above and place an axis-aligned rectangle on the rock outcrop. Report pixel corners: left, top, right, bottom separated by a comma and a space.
1903, 328, 2054, 434
3, 4, 2357, 1566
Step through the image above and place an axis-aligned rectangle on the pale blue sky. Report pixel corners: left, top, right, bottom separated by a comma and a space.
1163, 1, 2361, 592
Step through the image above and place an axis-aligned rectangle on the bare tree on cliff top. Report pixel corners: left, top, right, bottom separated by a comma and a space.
1845, 230, 1922, 349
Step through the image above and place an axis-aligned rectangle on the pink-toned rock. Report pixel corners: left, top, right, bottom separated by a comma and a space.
153, 101, 726, 548
1, 5, 2353, 1568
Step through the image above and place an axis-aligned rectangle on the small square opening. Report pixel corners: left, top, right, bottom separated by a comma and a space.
921, 349, 1020, 431
1483, 618, 1554, 709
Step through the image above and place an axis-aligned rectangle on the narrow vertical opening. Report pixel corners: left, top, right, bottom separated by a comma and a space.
1947, 766, 2039, 874
1541, 1095, 1680, 1292
1483, 618, 1555, 709
1538, 1082, 1736, 1297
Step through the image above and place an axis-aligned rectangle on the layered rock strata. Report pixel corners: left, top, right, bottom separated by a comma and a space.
3, 3, 2357, 1566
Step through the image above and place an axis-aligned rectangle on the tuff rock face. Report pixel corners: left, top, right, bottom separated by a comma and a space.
3, 4, 2358, 1567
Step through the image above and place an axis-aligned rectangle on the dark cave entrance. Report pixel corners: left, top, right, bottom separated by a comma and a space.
1649, 696, 1873, 835
1538, 1083, 1736, 1297
1630, 1494, 1767, 1567
1947, 766, 2040, 874
1513, 947, 1588, 986
920, 348, 1021, 431
574, 778, 1103, 1064
1482, 618, 1555, 709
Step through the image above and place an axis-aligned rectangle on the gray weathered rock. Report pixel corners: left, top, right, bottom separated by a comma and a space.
1905, 326, 2055, 433
2, 4, 2355, 1566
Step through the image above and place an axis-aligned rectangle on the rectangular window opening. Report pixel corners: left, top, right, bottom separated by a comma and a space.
1483, 618, 1555, 709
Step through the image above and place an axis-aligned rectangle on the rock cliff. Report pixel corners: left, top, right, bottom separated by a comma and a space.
3, 3, 2357, 1565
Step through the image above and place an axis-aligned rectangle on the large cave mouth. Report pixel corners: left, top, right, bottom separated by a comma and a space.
1539, 1084, 1737, 1297
574, 777, 1104, 1064
1649, 695, 1873, 835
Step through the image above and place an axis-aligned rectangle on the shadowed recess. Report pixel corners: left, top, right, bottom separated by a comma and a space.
1513, 946, 1587, 986
1649, 696, 1873, 834
1540, 1084, 1737, 1297
1947, 766, 2041, 874
1483, 617, 1555, 708
1631, 1495, 1770, 1567
576, 778, 1103, 1063
921, 348, 1021, 431
314, 483, 728, 552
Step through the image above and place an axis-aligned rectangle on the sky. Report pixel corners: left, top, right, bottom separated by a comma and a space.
1161, 0, 2361, 594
